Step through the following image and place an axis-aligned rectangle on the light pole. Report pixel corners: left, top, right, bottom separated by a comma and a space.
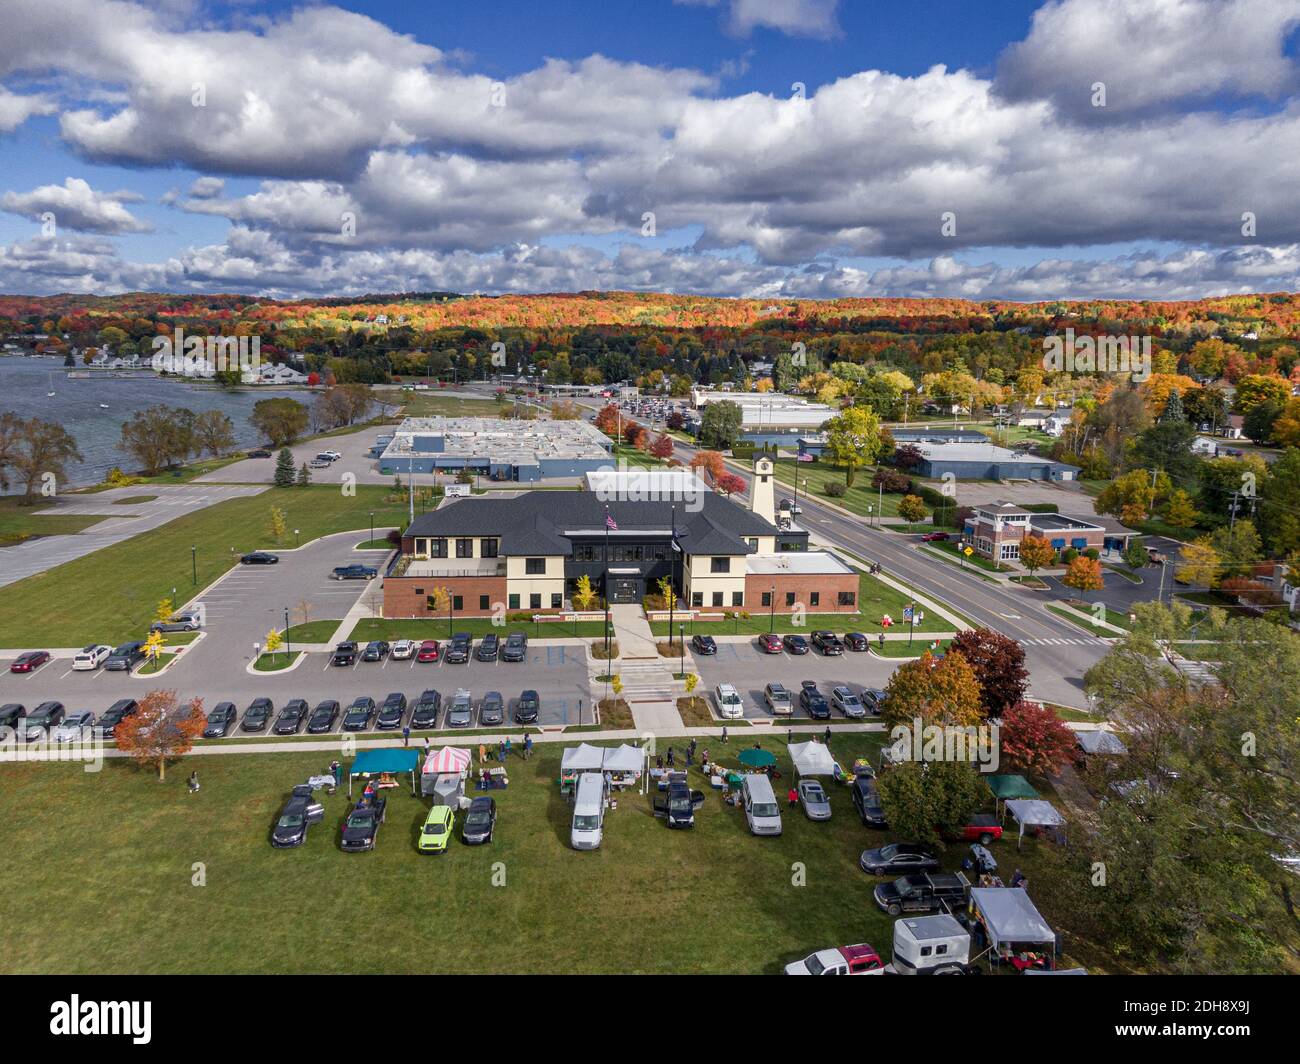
679, 624, 685, 677
284, 606, 290, 657
294, 528, 300, 548
769, 583, 776, 634
369, 510, 375, 547
191, 544, 196, 585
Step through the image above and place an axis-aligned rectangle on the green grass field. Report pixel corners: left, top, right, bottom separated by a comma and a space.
0, 737, 1087, 974
0, 497, 111, 543
397, 392, 504, 418
0, 485, 414, 648
769, 458, 905, 519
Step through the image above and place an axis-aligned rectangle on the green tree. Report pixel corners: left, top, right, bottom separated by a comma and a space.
697, 400, 743, 450
192, 409, 236, 457
874, 761, 988, 850
1164, 488, 1199, 528
250, 397, 309, 446
273, 448, 295, 487
296, 462, 311, 487
822, 406, 883, 489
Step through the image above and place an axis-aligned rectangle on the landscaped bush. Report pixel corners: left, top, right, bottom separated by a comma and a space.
1083, 547, 1100, 560
915, 484, 948, 508
871, 468, 913, 493
823, 480, 847, 497
1061, 547, 1080, 564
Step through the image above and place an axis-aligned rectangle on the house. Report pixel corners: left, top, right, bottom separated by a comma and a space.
1043, 411, 1075, 437
1191, 435, 1219, 456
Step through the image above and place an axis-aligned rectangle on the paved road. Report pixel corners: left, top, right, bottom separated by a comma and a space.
0, 484, 266, 588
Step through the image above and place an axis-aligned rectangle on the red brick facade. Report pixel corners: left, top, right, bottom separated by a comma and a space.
382, 575, 508, 619
744, 573, 860, 613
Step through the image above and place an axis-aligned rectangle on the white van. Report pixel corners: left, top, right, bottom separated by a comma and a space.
570, 771, 607, 850
742, 773, 783, 836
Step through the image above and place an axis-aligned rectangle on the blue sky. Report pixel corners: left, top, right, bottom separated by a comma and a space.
1, 0, 1298, 300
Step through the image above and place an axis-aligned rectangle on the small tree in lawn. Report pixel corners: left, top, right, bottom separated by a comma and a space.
611, 674, 624, 700
650, 434, 674, 461
296, 461, 311, 487
715, 471, 747, 496
1018, 533, 1056, 578
897, 494, 928, 524
143, 629, 166, 670
264, 627, 283, 657
268, 505, 287, 542
1062, 554, 1105, 603
998, 701, 1077, 779
115, 689, 206, 781
273, 447, 295, 487
154, 596, 174, 624
684, 673, 698, 696
656, 574, 677, 610
1123, 537, 1149, 570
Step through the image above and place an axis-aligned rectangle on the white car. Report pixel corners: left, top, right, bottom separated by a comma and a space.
321, 450, 342, 461
71, 644, 112, 671
390, 639, 416, 660
714, 683, 745, 720
54, 712, 96, 742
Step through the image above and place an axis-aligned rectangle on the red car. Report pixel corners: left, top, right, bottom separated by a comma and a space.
757, 632, 784, 654
920, 531, 950, 542
416, 640, 441, 663
950, 813, 1003, 845
9, 651, 50, 673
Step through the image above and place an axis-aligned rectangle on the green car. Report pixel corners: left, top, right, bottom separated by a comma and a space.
418, 805, 455, 854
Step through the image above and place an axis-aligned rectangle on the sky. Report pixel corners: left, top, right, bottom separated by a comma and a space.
1, 0, 1299, 301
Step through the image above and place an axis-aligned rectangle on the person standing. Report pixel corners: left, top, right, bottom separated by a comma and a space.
478, 743, 487, 766
787, 785, 798, 807
402, 724, 411, 747
523, 733, 533, 760
721, 725, 728, 745
823, 725, 832, 745
188, 771, 199, 794
504, 736, 513, 760
497, 740, 505, 763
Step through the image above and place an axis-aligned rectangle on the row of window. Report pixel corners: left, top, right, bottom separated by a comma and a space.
682, 589, 860, 609
422, 537, 499, 559
572, 542, 672, 563
415, 591, 564, 612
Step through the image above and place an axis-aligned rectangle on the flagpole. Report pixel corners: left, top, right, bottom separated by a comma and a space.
603, 503, 611, 659
669, 505, 676, 650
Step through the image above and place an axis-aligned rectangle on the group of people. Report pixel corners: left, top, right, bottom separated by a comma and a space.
477, 735, 533, 764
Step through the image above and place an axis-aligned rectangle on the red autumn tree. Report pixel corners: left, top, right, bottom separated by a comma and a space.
997, 701, 1076, 779
689, 450, 726, 484
115, 689, 207, 781
716, 472, 747, 496
949, 627, 1029, 717
649, 433, 674, 460
594, 404, 620, 436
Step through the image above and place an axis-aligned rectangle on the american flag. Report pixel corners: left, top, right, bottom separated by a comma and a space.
605, 512, 619, 530
796, 452, 815, 462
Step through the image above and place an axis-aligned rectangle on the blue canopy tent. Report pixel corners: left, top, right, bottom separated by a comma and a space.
349, 748, 423, 797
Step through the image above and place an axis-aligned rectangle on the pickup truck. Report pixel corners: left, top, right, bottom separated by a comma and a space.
332, 641, 358, 666
784, 943, 883, 976
341, 793, 386, 852
332, 564, 377, 581
873, 872, 971, 916
947, 813, 1003, 846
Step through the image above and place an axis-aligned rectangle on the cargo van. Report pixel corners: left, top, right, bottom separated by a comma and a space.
742, 773, 783, 836
570, 771, 607, 850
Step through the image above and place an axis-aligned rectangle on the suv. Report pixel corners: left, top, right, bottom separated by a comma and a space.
332, 564, 377, 580
763, 682, 793, 716
96, 699, 138, 739
444, 632, 472, 664
332, 642, 358, 666
515, 689, 540, 724
103, 642, 146, 671
21, 701, 65, 741
376, 693, 408, 730
852, 775, 888, 827
873, 872, 970, 916
714, 683, 744, 720
502, 631, 528, 662
203, 702, 237, 738
812, 630, 844, 655
476, 633, 499, 662
273, 699, 310, 734
861, 688, 888, 715
150, 611, 202, 633
342, 697, 377, 731
271, 786, 325, 848
360, 640, 390, 662
831, 686, 867, 718
306, 700, 340, 733
800, 685, 831, 719
411, 690, 442, 729
72, 644, 112, 671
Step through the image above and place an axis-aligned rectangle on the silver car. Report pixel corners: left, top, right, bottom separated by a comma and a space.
55, 711, 96, 742
831, 686, 866, 719
797, 779, 832, 821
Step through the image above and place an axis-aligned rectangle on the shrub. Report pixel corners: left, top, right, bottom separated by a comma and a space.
1061, 547, 1080, 564
871, 468, 912, 493
823, 480, 847, 498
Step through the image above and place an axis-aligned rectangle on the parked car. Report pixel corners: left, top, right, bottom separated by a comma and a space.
331, 641, 358, 666
462, 796, 497, 845
103, 642, 146, 672
273, 699, 310, 734
240, 698, 274, 732
247, 449, 272, 458
873, 872, 970, 916
757, 632, 783, 654
515, 689, 540, 724
332, 564, 377, 580
390, 639, 416, 660
203, 702, 237, 738
341, 793, 386, 852
797, 779, 832, 821
948, 814, 1003, 846
475, 633, 500, 662
444, 633, 472, 664
150, 611, 202, 633
691, 634, 718, 655
306, 700, 341, 734
376, 692, 408, 730
72, 644, 112, 671
9, 650, 51, 673
831, 686, 867, 719
479, 691, 505, 726
784, 633, 810, 655
714, 683, 745, 720
859, 843, 941, 876
861, 688, 889, 715
844, 632, 869, 651
96, 699, 138, 738
920, 531, 951, 542
320, 449, 342, 461
784, 944, 882, 976
360, 640, 390, 662
271, 785, 325, 848
411, 690, 442, 728
309, 457, 332, 469
54, 711, 96, 742
446, 689, 473, 727
240, 551, 279, 564
416, 639, 441, 663
812, 630, 844, 655
20, 701, 64, 741
342, 697, 377, 731
502, 631, 528, 662
800, 686, 831, 720
764, 682, 793, 716
852, 775, 888, 828
418, 805, 455, 854
0, 703, 23, 730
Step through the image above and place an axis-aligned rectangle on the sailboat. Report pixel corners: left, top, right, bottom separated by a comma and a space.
99, 402, 109, 409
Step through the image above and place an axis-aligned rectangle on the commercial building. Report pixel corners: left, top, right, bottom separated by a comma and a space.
960, 503, 1131, 563
912, 442, 1080, 481
688, 390, 834, 448
377, 417, 613, 481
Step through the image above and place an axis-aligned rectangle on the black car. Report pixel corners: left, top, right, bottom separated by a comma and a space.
515, 689, 540, 724
462, 796, 497, 845
240, 551, 279, 565
247, 449, 272, 458
0, 703, 25, 730
342, 697, 376, 731
21, 701, 64, 741
240, 698, 274, 732
376, 692, 408, 730
475, 634, 499, 662
332, 564, 377, 580
502, 631, 528, 662
203, 702, 237, 738
844, 632, 869, 651
341, 793, 386, 851
479, 691, 505, 727
103, 641, 146, 671
784, 633, 810, 655
273, 699, 309, 734
410, 690, 441, 728
691, 634, 717, 655
852, 775, 888, 828
812, 630, 844, 655
271, 785, 324, 848
859, 843, 941, 876
360, 640, 390, 662
861, 688, 889, 715
332, 641, 358, 666
444, 632, 472, 664
97, 698, 138, 738
799, 686, 831, 720
306, 700, 341, 734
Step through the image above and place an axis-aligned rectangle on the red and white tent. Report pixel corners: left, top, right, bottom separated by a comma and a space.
423, 746, 472, 776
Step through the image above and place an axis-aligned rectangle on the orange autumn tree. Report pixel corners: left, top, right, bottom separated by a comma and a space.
1062, 555, 1105, 603
115, 689, 206, 781
689, 450, 726, 485
880, 650, 983, 729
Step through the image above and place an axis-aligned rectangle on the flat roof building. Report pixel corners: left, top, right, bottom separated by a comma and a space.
378, 416, 613, 482
913, 442, 1080, 482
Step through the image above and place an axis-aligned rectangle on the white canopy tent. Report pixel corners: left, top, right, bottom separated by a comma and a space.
969, 887, 1057, 956
561, 743, 606, 772
1005, 799, 1066, 848
1076, 730, 1128, 756
601, 745, 645, 773
789, 740, 837, 777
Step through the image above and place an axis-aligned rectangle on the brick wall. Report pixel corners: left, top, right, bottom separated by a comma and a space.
743, 572, 860, 613
382, 575, 508, 618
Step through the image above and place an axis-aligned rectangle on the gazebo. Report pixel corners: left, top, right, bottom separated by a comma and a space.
1004, 798, 1066, 848
987, 774, 1039, 819
789, 740, 837, 777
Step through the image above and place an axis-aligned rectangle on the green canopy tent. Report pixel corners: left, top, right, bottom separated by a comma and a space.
987, 774, 1039, 820
738, 748, 776, 769
349, 748, 422, 797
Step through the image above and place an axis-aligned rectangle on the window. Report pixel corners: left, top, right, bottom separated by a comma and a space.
710, 557, 730, 573
747, 538, 758, 550
480, 538, 498, 558
452, 595, 463, 611
691, 592, 703, 607
810, 592, 820, 607
479, 595, 490, 610
761, 591, 772, 607
1000, 543, 1020, 561
430, 538, 448, 558
530, 593, 541, 610
712, 592, 723, 607
455, 538, 473, 558
785, 591, 796, 607
414, 587, 424, 596
837, 591, 856, 607
508, 594, 520, 610
551, 593, 563, 609
732, 591, 744, 607
525, 557, 546, 575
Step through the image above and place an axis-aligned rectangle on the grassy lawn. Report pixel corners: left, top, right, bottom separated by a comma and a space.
253, 651, 301, 671
924, 538, 1003, 573
282, 621, 343, 643
0, 497, 111, 543
111, 494, 159, 505
0, 738, 1099, 973
350, 617, 608, 641
1046, 603, 1127, 634
398, 392, 504, 418
872, 638, 952, 657
138, 653, 176, 675
1044, 702, 1098, 723
125, 454, 249, 486
769, 458, 904, 519
0, 485, 415, 648
608, 441, 665, 467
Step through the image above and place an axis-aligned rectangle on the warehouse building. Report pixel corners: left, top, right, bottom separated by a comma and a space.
377, 417, 613, 481
913, 441, 1080, 481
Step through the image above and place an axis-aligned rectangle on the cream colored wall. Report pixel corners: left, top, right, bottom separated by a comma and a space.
505, 555, 566, 603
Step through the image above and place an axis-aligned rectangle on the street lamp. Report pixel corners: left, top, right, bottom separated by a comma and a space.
191, 544, 196, 585
769, 584, 776, 634
679, 624, 685, 677
369, 510, 375, 547
284, 606, 290, 657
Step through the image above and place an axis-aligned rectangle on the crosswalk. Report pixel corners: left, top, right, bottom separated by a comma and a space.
1022, 636, 1111, 647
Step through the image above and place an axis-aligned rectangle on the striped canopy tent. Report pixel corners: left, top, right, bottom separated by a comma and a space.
424, 746, 472, 776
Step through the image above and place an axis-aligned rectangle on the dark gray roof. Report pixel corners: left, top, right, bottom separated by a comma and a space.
405, 491, 778, 556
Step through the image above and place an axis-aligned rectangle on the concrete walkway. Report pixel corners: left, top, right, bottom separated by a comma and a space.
606, 604, 684, 731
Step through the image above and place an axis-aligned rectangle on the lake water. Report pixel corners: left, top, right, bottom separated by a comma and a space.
0, 355, 305, 491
